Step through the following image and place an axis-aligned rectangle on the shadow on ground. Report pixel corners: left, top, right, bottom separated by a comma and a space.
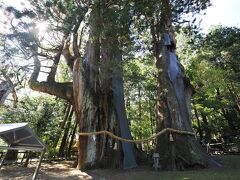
1, 155, 240, 180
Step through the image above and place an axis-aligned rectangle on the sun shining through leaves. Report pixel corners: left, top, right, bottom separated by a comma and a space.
35, 21, 49, 38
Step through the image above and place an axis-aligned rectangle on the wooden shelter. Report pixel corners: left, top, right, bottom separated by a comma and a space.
0, 123, 45, 180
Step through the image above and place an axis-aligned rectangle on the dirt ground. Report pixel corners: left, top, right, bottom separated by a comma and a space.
0, 160, 161, 180
0, 160, 157, 180
1, 155, 240, 180
0, 161, 94, 180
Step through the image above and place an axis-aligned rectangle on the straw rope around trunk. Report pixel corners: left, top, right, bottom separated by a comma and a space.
78, 128, 195, 144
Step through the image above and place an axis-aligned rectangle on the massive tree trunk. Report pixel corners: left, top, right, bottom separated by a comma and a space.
27, 2, 137, 169
73, 31, 100, 169
153, 0, 221, 170
73, 4, 136, 169
74, 37, 137, 169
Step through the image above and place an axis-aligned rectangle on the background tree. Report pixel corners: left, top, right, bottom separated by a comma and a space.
124, 55, 158, 151
185, 26, 240, 141
0, 35, 28, 106
0, 96, 67, 157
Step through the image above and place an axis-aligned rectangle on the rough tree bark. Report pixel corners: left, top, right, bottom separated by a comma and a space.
153, 0, 221, 170
71, 3, 137, 169
24, 0, 136, 170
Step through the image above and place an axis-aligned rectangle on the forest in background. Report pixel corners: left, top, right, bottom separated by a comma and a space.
0, 0, 239, 170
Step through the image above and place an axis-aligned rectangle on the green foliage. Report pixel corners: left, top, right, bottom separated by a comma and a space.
204, 26, 240, 79
178, 26, 240, 138
124, 54, 157, 149
0, 96, 67, 157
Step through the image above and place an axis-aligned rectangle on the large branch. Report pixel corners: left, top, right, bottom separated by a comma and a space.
47, 45, 64, 82
29, 80, 73, 102
29, 50, 73, 102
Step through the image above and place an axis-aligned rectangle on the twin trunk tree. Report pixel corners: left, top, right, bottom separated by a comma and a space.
16, 0, 221, 170
73, 12, 137, 169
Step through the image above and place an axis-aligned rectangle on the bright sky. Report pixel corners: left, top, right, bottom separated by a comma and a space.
3, 1, 238, 46
1, 0, 240, 33
201, 0, 240, 32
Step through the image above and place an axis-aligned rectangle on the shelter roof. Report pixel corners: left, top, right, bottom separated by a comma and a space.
0, 123, 45, 150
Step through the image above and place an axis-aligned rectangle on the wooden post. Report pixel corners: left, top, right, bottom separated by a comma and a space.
32, 149, 45, 180
0, 151, 7, 169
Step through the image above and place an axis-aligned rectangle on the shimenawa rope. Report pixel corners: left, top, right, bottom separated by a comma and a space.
78, 128, 195, 144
